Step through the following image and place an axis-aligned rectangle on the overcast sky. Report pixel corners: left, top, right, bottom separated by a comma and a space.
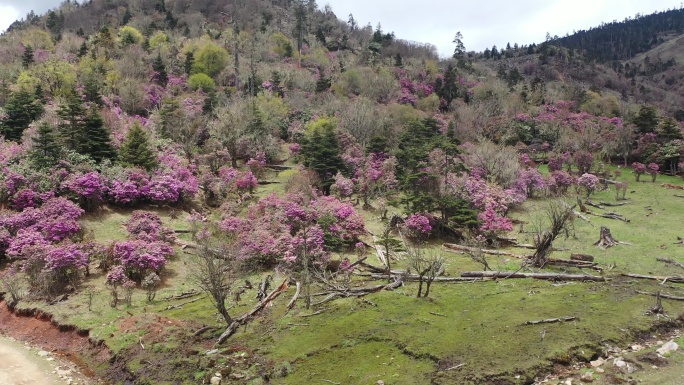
1, 0, 682, 57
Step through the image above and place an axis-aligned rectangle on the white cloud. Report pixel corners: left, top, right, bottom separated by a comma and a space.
0, 6, 20, 33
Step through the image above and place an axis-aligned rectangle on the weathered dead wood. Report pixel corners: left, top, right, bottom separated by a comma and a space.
429, 312, 447, 317
662, 183, 684, 190
621, 274, 684, 284
562, 201, 593, 226
597, 212, 630, 222
599, 201, 629, 207
544, 258, 602, 271
173, 229, 193, 234
675, 237, 684, 245
163, 290, 201, 300
461, 271, 608, 282
163, 297, 202, 311
310, 279, 404, 306
657, 258, 684, 270
286, 281, 302, 311
299, 308, 328, 317
598, 178, 620, 185
522, 316, 577, 325
193, 325, 218, 336
675, 195, 684, 199
368, 273, 482, 282
594, 226, 629, 249
443, 243, 528, 259
571, 254, 595, 262
636, 290, 684, 301
265, 164, 294, 171
216, 280, 289, 345
649, 290, 665, 315
372, 236, 389, 268
585, 200, 605, 210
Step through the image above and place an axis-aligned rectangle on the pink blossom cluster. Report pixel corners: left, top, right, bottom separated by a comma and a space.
405, 213, 432, 238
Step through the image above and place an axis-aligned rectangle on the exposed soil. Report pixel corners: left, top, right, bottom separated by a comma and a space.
0, 300, 110, 383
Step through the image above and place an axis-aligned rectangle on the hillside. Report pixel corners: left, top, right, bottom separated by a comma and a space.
1, 1, 684, 385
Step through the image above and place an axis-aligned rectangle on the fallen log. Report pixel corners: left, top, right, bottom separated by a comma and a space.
562, 201, 593, 226
522, 316, 577, 325
571, 254, 595, 262
585, 200, 605, 210
286, 281, 302, 311
544, 258, 602, 271
216, 280, 289, 345
461, 271, 608, 282
443, 243, 528, 259
636, 290, 684, 301
662, 183, 684, 190
265, 164, 295, 171
621, 274, 684, 284
372, 236, 389, 268
597, 212, 630, 222
599, 201, 629, 207
310, 279, 403, 306
368, 273, 483, 282
657, 258, 684, 271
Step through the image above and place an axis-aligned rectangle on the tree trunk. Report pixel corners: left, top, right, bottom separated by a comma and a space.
594, 226, 626, 249
416, 277, 424, 298
424, 280, 432, 298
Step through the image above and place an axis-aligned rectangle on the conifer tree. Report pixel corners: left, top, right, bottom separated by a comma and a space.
152, 53, 168, 86
1, 90, 44, 141
57, 94, 88, 153
30, 122, 62, 168
300, 124, 345, 194
83, 109, 117, 163
119, 122, 157, 170
22, 45, 34, 68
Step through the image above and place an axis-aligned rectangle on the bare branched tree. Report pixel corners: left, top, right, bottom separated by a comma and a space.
530, 201, 575, 268
190, 239, 241, 325
407, 248, 444, 298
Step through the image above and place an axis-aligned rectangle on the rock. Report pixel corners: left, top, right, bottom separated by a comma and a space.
613, 358, 626, 369
630, 344, 644, 352
206, 349, 219, 355
377, 381, 385, 385
590, 358, 604, 367
210, 376, 222, 385
656, 340, 679, 356
596, 368, 604, 373
580, 371, 594, 382
37, 350, 50, 357
626, 363, 636, 374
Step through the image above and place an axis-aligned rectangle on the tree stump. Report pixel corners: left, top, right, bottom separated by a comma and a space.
594, 226, 626, 249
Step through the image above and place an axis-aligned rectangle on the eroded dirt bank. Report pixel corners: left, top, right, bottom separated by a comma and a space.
0, 301, 110, 384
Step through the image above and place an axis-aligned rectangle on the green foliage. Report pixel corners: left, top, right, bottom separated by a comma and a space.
188, 73, 215, 92
118, 122, 157, 170
149, 31, 168, 49
57, 93, 88, 152
191, 43, 229, 78
30, 122, 62, 168
0, 89, 44, 141
82, 109, 117, 163
300, 121, 345, 193
632, 105, 658, 134
22, 45, 34, 68
152, 53, 168, 86
184, 51, 194, 75
270, 32, 293, 57
118, 26, 144, 46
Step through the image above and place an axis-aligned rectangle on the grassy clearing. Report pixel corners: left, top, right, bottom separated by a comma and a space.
9, 170, 684, 384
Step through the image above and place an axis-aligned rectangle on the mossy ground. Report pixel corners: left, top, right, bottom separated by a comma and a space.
7, 169, 684, 384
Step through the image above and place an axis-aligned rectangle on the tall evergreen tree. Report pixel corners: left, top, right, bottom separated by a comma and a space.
119, 122, 157, 170
1, 90, 44, 141
57, 94, 88, 153
30, 122, 62, 168
300, 125, 345, 194
82, 109, 117, 163
152, 53, 168, 86
22, 45, 34, 68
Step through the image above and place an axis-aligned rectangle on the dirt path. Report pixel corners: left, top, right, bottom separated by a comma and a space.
0, 336, 88, 385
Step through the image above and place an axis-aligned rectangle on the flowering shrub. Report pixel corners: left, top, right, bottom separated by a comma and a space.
125, 211, 175, 243
331, 172, 354, 198
577, 173, 599, 198
405, 213, 432, 239
632, 162, 646, 181
478, 206, 513, 235
548, 171, 574, 196
112, 240, 172, 279
647, 163, 659, 182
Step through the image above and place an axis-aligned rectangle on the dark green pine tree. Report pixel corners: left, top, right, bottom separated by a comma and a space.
315, 67, 331, 93
184, 51, 194, 75
22, 45, 34, 68
83, 109, 117, 163
77, 42, 88, 57
122, 8, 132, 25
30, 122, 62, 169
57, 94, 88, 153
658, 117, 683, 140
1, 90, 44, 141
632, 105, 659, 134
119, 122, 157, 170
394, 53, 403, 68
152, 53, 168, 86
300, 125, 345, 194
